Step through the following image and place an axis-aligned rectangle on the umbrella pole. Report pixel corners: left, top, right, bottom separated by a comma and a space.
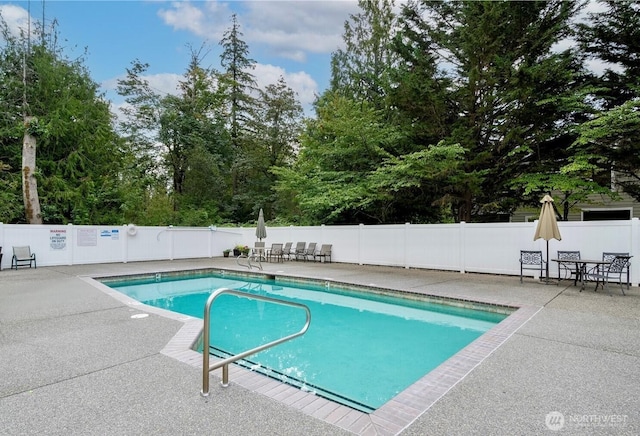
546, 241, 550, 283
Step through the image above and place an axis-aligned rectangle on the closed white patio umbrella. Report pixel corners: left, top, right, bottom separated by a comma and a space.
534, 194, 562, 282
256, 208, 267, 241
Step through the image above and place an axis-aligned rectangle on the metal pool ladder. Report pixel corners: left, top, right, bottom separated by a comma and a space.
201, 288, 311, 397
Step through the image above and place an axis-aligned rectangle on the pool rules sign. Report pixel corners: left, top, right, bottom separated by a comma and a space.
50, 229, 67, 250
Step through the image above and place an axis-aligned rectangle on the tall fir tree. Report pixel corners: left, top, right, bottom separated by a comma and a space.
569, 1, 640, 203
218, 14, 261, 222
330, 0, 398, 110
398, 0, 586, 221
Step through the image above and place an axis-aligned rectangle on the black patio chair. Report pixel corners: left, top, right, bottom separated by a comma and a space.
587, 255, 633, 296
520, 250, 546, 283
557, 250, 581, 283
603, 252, 631, 290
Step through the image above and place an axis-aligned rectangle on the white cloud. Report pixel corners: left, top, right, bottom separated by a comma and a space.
156, 0, 358, 61
155, 1, 345, 113
241, 1, 358, 60
102, 73, 182, 124
253, 63, 318, 108
102, 72, 182, 97
0, 4, 33, 38
144, 72, 183, 96
157, 2, 207, 36
158, 1, 235, 41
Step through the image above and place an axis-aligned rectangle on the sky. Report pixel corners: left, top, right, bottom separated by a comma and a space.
0, 1, 362, 115
1, 1, 613, 119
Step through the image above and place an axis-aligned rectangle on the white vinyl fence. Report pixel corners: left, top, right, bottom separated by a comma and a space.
1, 220, 638, 285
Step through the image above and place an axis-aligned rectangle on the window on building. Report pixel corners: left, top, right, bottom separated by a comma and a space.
582, 209, 631, 221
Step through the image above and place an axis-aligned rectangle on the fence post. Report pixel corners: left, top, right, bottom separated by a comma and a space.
358, 223, 364, 265
67, 223, 74, 265
404, 222, 410, 269
208, 226, 214, 258
0, 222, 4, 269
459, 221, 466, 274
122, 224, 128, 263
169, 225, 175, 260
632, 218, 639, 286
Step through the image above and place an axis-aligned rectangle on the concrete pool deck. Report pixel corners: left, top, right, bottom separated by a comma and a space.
1, 259, 639, 435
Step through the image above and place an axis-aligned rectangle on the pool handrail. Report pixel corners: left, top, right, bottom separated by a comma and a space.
200, 287, 311, 397
235, 252, 262, 270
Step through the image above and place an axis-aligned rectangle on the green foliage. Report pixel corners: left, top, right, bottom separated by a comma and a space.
3, 4, 639, 226
396, 0, 586, 221
274, 92, 410, 224
567, 99, 640, 201
331, 0, 398, 109
0, 18, 124, 224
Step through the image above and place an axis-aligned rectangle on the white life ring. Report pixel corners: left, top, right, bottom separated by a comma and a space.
127, 224, 138, 236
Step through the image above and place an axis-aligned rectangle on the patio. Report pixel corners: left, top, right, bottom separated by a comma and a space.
1, 258, 638, 435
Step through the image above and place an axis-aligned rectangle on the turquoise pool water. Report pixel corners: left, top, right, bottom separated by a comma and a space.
107, 272, 507, 412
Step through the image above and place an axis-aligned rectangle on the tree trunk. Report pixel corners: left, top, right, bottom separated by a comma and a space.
22, 116, 43, 224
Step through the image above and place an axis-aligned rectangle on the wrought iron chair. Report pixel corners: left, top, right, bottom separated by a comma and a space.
587, 255, 633, 296
520, 250, 546, 283
557, 250, 581, 283
603, 252, 630, 290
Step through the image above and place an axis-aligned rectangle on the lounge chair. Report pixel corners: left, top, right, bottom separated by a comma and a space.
586, 255, 633, 296
519, 250, 545, 283
314, 244, 332, 263
267, 243, 284, 263
281, 242, 293, 260
304, 242, 317, 261
293, 242, 306, 261
252, 241, 266, 261
12, 246, 36, 270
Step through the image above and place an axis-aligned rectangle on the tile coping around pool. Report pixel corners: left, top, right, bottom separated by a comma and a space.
82, 269, 542, 436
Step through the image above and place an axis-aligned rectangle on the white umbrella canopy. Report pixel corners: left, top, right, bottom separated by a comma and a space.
534, 194, 562, 281
255, 208, 267, 241
534, 195, 562, 242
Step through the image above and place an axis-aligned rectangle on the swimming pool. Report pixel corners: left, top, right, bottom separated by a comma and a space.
106, 271, 509, 413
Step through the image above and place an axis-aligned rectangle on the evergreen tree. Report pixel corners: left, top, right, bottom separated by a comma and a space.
219, 14, 257, 145
578, 0, 640, 107
117, 49, 232, 225
330, 0, 398, 109
0, 16, 123, 224
218, 14, 261, 222
570, 1, 640, 203
249, 77, 303, 220
398, 0, 586, 221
